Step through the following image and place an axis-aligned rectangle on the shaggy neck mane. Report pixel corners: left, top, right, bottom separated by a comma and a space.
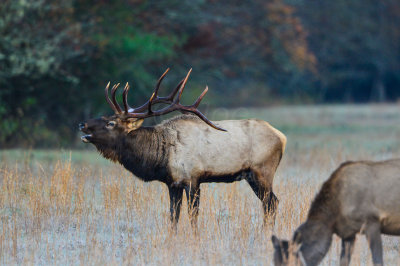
94, 127, 170, 182
307, 168, 343, 225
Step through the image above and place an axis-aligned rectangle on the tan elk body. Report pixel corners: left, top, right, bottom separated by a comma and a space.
272, 159, 400, 266
166, 117, 285, 186
80, 69, 286, 229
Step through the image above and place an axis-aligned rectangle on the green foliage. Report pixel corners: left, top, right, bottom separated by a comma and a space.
0, 0, 182, 147
0, 0, 82, 80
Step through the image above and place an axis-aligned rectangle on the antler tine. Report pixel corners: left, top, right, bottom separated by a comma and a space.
147, 67, 169, 114
175, 84, 226, 131
182, 108, 227, 132
105, 82, 119, 114
122, 82, 130, 113
111, 83, 122, 113
193, 86, 208, 108
154, 68, 169, 97
176, 68, 192, 102
148, 92, 156, 114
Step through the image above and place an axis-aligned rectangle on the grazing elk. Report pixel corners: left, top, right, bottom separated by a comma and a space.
272, 159, 400, 266
79, 68, 286, 230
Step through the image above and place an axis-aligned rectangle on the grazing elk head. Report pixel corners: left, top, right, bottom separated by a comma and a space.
271, 235, 303, 266
272, 220, 333, 266
79, 68, 225, 146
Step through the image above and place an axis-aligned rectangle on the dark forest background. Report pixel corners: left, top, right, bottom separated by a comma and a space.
1, 0, 400, 148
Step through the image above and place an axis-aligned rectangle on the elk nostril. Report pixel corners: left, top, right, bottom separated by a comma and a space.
79, 122, 86, 130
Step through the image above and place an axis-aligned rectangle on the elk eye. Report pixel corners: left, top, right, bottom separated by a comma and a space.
106, 121, 116, 129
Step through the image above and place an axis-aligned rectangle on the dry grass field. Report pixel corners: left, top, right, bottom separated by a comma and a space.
1, 104, 400, 265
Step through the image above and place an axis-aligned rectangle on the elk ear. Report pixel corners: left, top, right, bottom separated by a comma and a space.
271, 235, 281, 250
125, 118, 144, 132
293, 231, 302, 243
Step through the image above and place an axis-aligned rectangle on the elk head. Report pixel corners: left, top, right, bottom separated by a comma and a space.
272, 220, 333, 266
271, 235, 304, 266
79, 68, 225, 146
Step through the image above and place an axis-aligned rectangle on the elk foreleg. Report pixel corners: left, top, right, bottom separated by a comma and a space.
365, 221, 383, 266
259, 190, 278, 228
184, 184, 201, 232
340, 236, 355, 266
168, 186, 183, 231
266, 191, 279, 220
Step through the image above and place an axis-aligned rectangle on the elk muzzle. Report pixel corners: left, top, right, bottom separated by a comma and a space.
79, 122, 92, 143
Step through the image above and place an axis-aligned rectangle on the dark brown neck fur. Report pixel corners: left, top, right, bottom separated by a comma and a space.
94, 127, 171, 183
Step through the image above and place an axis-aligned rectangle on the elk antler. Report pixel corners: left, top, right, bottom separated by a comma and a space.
128, 68, 184, 113
111, 83, 122, 113
105, 82, 119, 114
105, 69, 226, 131
106, 69, 180, 114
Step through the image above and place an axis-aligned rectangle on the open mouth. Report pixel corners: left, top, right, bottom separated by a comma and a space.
81, 134, 92, 143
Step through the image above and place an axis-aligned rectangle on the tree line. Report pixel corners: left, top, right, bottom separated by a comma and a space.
1, 0, 399, 147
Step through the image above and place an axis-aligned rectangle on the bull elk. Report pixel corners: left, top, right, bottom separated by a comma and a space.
272, 159, 400, 266
79, 68, 286, 230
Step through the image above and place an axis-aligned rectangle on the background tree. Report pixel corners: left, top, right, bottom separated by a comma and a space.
294, 0, 400, 102
0, 0, 91, 146
1, 0, 399, 148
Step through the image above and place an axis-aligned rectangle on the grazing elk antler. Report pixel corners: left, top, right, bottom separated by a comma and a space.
105, 69, 226, 131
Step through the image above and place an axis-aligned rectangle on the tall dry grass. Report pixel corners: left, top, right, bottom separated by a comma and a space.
1, 104, 400, 265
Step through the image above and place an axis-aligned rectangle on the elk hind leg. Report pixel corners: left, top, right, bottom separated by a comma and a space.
246, 170, 278, 226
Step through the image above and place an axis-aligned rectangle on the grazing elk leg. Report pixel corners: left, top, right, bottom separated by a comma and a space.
365, 222, 383, 266
184, 184, 201, 231
340, 236, 356, 266
168, 186, 184, 231
246, 171, 278, 226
